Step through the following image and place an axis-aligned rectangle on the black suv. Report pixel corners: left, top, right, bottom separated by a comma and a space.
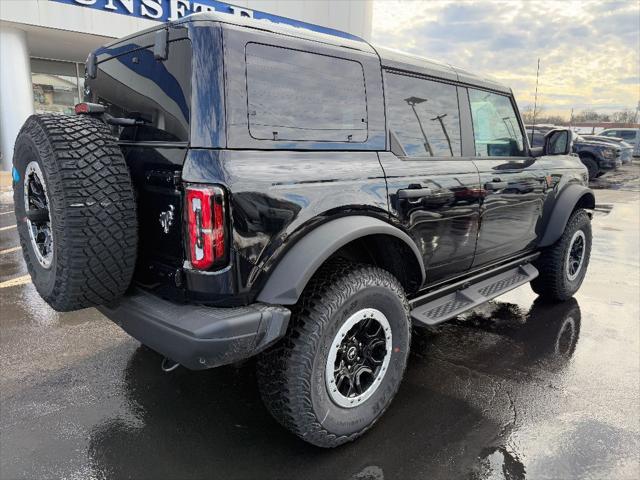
12, 13, 594, 448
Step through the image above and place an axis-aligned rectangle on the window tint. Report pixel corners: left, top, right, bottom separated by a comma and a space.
385, 72, 461, 157
469, 89, 525, 156
245, 43, 367, 142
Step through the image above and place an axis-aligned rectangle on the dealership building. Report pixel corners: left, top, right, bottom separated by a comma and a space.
0, 0, 373, 170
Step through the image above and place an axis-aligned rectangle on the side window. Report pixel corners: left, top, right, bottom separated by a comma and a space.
619, 131, 636, 141
468, 89, 525, 157
601, 131, 616, 137
384, 72, 461, 157
245, 43, 368, 142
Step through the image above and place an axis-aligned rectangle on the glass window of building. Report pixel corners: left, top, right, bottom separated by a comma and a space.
31, 59, 83, 116
384, 72, 462, 157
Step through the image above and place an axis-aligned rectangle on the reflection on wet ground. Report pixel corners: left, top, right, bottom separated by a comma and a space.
1, 185, 639, 479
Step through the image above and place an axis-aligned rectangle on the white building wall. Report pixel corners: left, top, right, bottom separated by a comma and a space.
0, 0, 373, 169
0, 27, 34, 170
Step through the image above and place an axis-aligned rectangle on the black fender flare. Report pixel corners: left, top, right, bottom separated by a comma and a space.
256, 216, 425, 305
539, 184, 595, 247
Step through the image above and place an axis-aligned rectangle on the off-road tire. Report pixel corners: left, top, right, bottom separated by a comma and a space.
531, 209, 591, 301
580, 155, 599, 180
13, 114, 137, 311
257, 261, 411, 448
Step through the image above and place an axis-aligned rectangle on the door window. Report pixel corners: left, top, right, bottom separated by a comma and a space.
468, 89, 525, 157
384, 72, 461, 157
618, 131, 637, 141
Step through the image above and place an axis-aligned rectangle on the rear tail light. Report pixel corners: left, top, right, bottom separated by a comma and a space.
185, 185, 227, 270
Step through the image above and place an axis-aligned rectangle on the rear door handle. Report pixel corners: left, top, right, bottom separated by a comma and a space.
398, 187, 433, 199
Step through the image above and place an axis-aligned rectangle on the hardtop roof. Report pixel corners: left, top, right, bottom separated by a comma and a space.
102, 11, 511, 94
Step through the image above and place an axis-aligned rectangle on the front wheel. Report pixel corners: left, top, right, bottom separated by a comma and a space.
580, 155, 599, 180
531, 209, 592, 301
257, 261, 410, 447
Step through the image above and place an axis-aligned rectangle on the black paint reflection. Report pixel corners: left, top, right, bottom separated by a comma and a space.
472, 158, 546, 267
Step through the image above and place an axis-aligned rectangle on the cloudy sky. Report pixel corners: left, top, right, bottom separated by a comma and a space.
372, 0, 639, 118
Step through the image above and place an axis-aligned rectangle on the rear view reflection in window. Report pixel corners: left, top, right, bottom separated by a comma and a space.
245, 43, 368, 142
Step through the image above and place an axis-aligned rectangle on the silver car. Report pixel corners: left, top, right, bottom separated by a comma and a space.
599, 128, 640, 157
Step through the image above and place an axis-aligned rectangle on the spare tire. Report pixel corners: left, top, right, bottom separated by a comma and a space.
12, 114, 137, 311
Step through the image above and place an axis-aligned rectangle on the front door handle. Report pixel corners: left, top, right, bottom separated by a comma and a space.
484, 180, 508, 190
398, 187, 433, 199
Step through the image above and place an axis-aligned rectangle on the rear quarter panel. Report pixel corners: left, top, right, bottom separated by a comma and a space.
182, 150, 389, 294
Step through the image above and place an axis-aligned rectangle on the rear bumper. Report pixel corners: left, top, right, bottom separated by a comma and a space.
98, 289, 290, 370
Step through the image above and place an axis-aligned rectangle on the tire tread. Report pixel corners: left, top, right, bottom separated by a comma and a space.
257, 260, 409, 448
14, 114, 137, 311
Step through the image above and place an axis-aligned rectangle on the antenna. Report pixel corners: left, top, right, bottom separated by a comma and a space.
531, 58, 540, 143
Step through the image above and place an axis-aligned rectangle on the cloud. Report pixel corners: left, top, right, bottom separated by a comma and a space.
372, 0, 640, 117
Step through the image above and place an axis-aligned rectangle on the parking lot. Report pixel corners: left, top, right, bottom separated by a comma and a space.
1, 164, 639, 480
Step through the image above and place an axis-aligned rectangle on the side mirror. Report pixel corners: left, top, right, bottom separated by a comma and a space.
544, 129, 572, 156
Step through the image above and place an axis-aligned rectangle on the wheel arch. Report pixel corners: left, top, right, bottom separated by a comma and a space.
539, 184, 595, 247
256, 216, 425, 305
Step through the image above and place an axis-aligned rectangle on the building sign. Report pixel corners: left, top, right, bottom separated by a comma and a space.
50, 0, 360, 40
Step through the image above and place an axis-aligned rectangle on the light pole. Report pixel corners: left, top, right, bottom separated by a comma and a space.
404, 96, 433, 156
431, 113, 453, 156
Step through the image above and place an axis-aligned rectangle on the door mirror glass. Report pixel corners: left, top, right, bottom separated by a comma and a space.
544, 129, 571, 155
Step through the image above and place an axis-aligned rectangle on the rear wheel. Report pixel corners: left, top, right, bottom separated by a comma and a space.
257, 261, 410, 447
13, 114, 137, 311
531, 209, 592, 301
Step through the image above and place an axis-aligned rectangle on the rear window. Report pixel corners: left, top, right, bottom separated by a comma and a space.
89, 39, 192, 142
245, 43, 368, 143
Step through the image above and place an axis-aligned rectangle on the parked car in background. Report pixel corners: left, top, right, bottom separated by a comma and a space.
571, 132, 622, 179
582, 135, 633, 164
526, 126, 620, 180
599, 128, 640, 157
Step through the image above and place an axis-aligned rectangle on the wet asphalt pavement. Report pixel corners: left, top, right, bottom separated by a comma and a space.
1, 165, 639, 480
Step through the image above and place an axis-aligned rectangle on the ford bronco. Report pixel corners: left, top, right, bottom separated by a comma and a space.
12, 12, 594, 447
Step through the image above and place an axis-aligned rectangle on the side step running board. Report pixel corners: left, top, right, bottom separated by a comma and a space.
410, 263, 539, 326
